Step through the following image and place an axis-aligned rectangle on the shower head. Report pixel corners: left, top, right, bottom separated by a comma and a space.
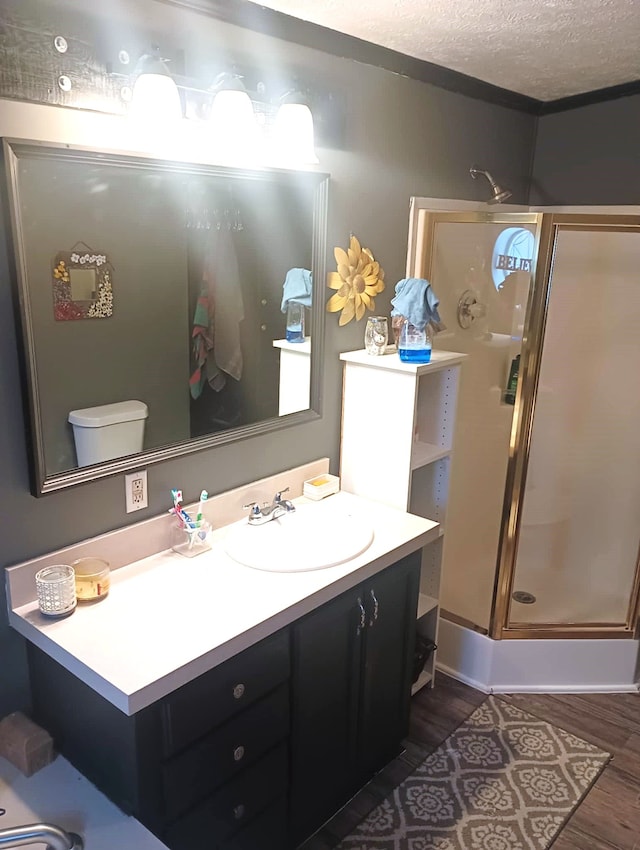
469, 167, 513, 204
488, 186, 513, 204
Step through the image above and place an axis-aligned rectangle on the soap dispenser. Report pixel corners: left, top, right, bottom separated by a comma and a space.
285, 301, 305, 343
398, 319, 432, 363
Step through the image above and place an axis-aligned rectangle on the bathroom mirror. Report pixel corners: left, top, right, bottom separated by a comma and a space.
2, 138, 328, 494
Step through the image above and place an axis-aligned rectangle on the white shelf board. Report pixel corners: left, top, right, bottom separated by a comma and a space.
411, 442, 451, 470
340, 347, 466, 376
411, 669, 433, 696
412, 522, 445, 539
417, 593, 438, 619
273, 337, 311, 354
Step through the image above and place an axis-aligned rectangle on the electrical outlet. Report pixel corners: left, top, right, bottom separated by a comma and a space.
125, 470, 148, 513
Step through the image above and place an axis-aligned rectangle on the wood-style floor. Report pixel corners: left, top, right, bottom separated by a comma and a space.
301, 673, 640, 850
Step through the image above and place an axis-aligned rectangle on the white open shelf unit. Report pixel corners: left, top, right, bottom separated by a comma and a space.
412, 669, 433, 695
339, 347, 466, 694
411, 442, 450, 469
417, 593, 439, 619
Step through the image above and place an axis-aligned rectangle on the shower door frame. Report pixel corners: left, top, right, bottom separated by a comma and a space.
414, 209, 544, 633
491, 213, 640, 640
413, 208, 640, 641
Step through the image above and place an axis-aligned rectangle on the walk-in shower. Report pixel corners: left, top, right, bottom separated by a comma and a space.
407, 206, 640, 646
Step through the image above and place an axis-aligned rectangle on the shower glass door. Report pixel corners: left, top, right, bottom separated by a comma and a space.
412, 211, 542, 632
503, 218, 640, 634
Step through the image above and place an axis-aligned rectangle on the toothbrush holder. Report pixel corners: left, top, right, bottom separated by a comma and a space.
171, 519, 212, 558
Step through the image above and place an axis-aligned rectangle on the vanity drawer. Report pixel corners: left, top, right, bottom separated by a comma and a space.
222, 795, 288, 850
161, 629, 290, 757
162, 684, 289, 820
163, 744, 288, 850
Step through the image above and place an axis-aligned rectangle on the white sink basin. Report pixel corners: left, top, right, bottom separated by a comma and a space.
224, 502, 374, 572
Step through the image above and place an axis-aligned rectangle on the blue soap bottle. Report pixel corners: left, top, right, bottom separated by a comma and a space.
398, 319, 432, 363
286, 301, 305, 343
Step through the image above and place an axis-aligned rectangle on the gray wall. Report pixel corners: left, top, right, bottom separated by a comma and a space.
530, 94, 640, 205
0, 0, 537, 715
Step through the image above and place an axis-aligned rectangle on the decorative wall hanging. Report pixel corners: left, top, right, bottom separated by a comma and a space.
52, 243, 114, 320
326, 234, 385, 326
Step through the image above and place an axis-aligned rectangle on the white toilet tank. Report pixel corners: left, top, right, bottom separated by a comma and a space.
68, 400, 148, 467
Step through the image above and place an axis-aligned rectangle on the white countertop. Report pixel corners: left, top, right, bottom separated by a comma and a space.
0, 754, 168, 849
9, 491, 439, 715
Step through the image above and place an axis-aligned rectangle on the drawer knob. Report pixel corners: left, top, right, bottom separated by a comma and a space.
233, 683, 245, 700
233, 745, 245, 762
233, 804, 246, 820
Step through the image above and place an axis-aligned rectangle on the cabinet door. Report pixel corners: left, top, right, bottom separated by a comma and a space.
290, 586, 364, 847
359, 551, 420, 779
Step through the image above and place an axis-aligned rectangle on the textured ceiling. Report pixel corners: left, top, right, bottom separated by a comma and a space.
247, 0, 640, 101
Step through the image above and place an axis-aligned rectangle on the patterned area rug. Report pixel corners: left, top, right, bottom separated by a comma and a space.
337, 696, 610, 850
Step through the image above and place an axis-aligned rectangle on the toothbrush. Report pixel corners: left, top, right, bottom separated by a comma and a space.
169, 489, 183, 525
196, 490, 208, 522
180, 506, 196, 529
197, 490, 208, 539
170, 488, 196, 528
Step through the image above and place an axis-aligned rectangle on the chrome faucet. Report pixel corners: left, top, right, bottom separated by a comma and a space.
243, 487, 296, 525
0, 823, 83, 849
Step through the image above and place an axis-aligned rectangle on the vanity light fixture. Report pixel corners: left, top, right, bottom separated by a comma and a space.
110, 46, 326, 165
209, 72, 259, 161
272, 88, 319, 165
129, 45, 182, 123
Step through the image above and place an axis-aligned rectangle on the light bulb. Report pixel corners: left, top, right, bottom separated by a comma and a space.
130, 73, 182, 123
209, 89, 259, 162
273, 102, 319, 165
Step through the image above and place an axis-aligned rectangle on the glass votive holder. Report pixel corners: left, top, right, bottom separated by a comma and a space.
35, 565, 77, 617
171, 520, 212, 558
391, 315, 405, 347
364, 316, 388, 355
72, 557, 110, 603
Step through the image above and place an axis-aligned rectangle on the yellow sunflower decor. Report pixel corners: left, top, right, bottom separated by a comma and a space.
326, 234, 385, 326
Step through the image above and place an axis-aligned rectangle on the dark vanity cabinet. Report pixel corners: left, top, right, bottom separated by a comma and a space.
28, 630, 291, 850
290, 550, 420, 846
26, 551, 420, 850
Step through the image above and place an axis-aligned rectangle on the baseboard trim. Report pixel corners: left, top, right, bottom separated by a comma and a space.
436, 663, 639, 694
437, 617, 640, 694
436, 662, 491, 693
489, 681, 640, 694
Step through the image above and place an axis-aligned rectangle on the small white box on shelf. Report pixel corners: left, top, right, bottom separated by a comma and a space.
303, 474, 340, 501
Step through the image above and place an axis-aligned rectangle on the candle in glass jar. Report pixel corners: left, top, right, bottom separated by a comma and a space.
72, 557, 110, 601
